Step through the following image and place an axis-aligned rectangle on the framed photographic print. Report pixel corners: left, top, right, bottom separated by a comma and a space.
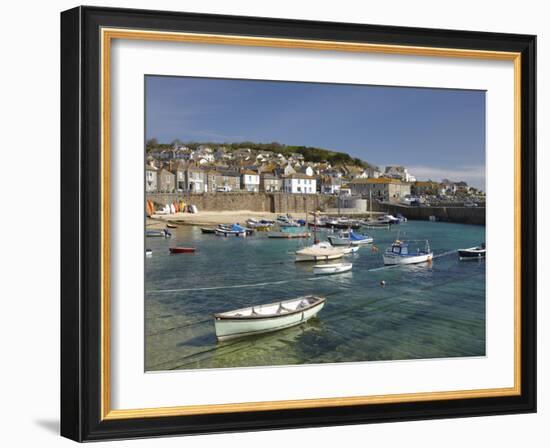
60, 6, 536, 442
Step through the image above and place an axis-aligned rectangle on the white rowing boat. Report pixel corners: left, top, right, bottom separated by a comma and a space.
214, 295, 325, 341
313, 263, 353, 275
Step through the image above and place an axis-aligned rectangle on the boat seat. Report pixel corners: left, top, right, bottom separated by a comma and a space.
278, 304, 294, 313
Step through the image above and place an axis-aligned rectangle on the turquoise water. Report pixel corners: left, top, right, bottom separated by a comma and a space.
145, 221, 485, 371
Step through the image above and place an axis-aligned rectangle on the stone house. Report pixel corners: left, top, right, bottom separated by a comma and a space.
260, 173, 282, 192
157, 168, 176, 193
145, 164, 158, 193
348, 178, 411, 203
214, 170, 241, 191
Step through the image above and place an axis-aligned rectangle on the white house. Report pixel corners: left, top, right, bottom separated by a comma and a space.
283, 174, 317, 194
241, 170, 260, 192
297, 165, 314, 176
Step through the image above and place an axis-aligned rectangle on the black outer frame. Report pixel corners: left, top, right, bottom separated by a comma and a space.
60, 6, 536, 442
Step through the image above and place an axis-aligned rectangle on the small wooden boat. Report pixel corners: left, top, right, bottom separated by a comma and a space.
458, 243, 486, 260
295, 242, 345, 262
166, 223, 178, 229
214, 295, 326, 341
169, 247, 196, 254
328, 230, 373, 246
145, 229, 171, 238
200, 227, 217, 234
383, 240, 433, 265
313, 262, 353, 275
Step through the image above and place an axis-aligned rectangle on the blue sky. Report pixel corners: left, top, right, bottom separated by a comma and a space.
146, 76, 486, 189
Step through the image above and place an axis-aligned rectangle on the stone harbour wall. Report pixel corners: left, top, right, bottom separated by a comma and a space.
146, 192, 337, 213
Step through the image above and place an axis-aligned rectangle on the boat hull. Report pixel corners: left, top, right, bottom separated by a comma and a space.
169, 247, 196, 254
295, 252, 344, 262
383, 252, 433, 265
328, 236, 373, 246
313, 263, 353, 275
458, 249, 486, 260
215, 229, 247, 237
214, 301, 325, 341
145, 230, 170, 238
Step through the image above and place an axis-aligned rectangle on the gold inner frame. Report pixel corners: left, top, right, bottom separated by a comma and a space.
100, 28, 522, 420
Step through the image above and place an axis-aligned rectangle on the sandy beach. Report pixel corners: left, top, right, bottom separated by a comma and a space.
147, 210, 284, 228
146, 209, 385, 229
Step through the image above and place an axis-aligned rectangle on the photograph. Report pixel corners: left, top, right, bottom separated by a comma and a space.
144, 76, 487, 372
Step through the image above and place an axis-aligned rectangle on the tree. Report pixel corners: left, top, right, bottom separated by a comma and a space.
145, 138, 158, 152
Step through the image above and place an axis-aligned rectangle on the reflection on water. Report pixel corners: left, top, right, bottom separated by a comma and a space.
145, 221, 485, 371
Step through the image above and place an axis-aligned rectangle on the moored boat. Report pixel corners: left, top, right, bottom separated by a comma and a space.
395, 213, 407, 223
200, 227, 217, 234
382, 240, 433, 265
313, 262, 353, 275
361, 220, 391, 229
328, 230, 373, 246
145, 229, 171, 238
215, 224, 248, 237
458, 243, 486, 260
214, 295, 326, 341
169, 247, 196, 254
326, 218, 362, 229
295, 242, 346, 262
166, 223, 178, 229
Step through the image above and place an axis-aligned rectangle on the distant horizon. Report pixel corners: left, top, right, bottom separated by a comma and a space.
146, 76, 486, 189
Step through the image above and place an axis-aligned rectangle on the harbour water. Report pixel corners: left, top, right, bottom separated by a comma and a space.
145, 220, 485, 371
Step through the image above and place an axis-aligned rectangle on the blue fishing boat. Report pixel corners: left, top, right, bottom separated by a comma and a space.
328, 230, 373, 246
215, 223, 248, 237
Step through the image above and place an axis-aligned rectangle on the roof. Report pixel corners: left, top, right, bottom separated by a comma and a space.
284, 173, 316, 180
216, 169, 240, 177
241, 169, 259, 175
